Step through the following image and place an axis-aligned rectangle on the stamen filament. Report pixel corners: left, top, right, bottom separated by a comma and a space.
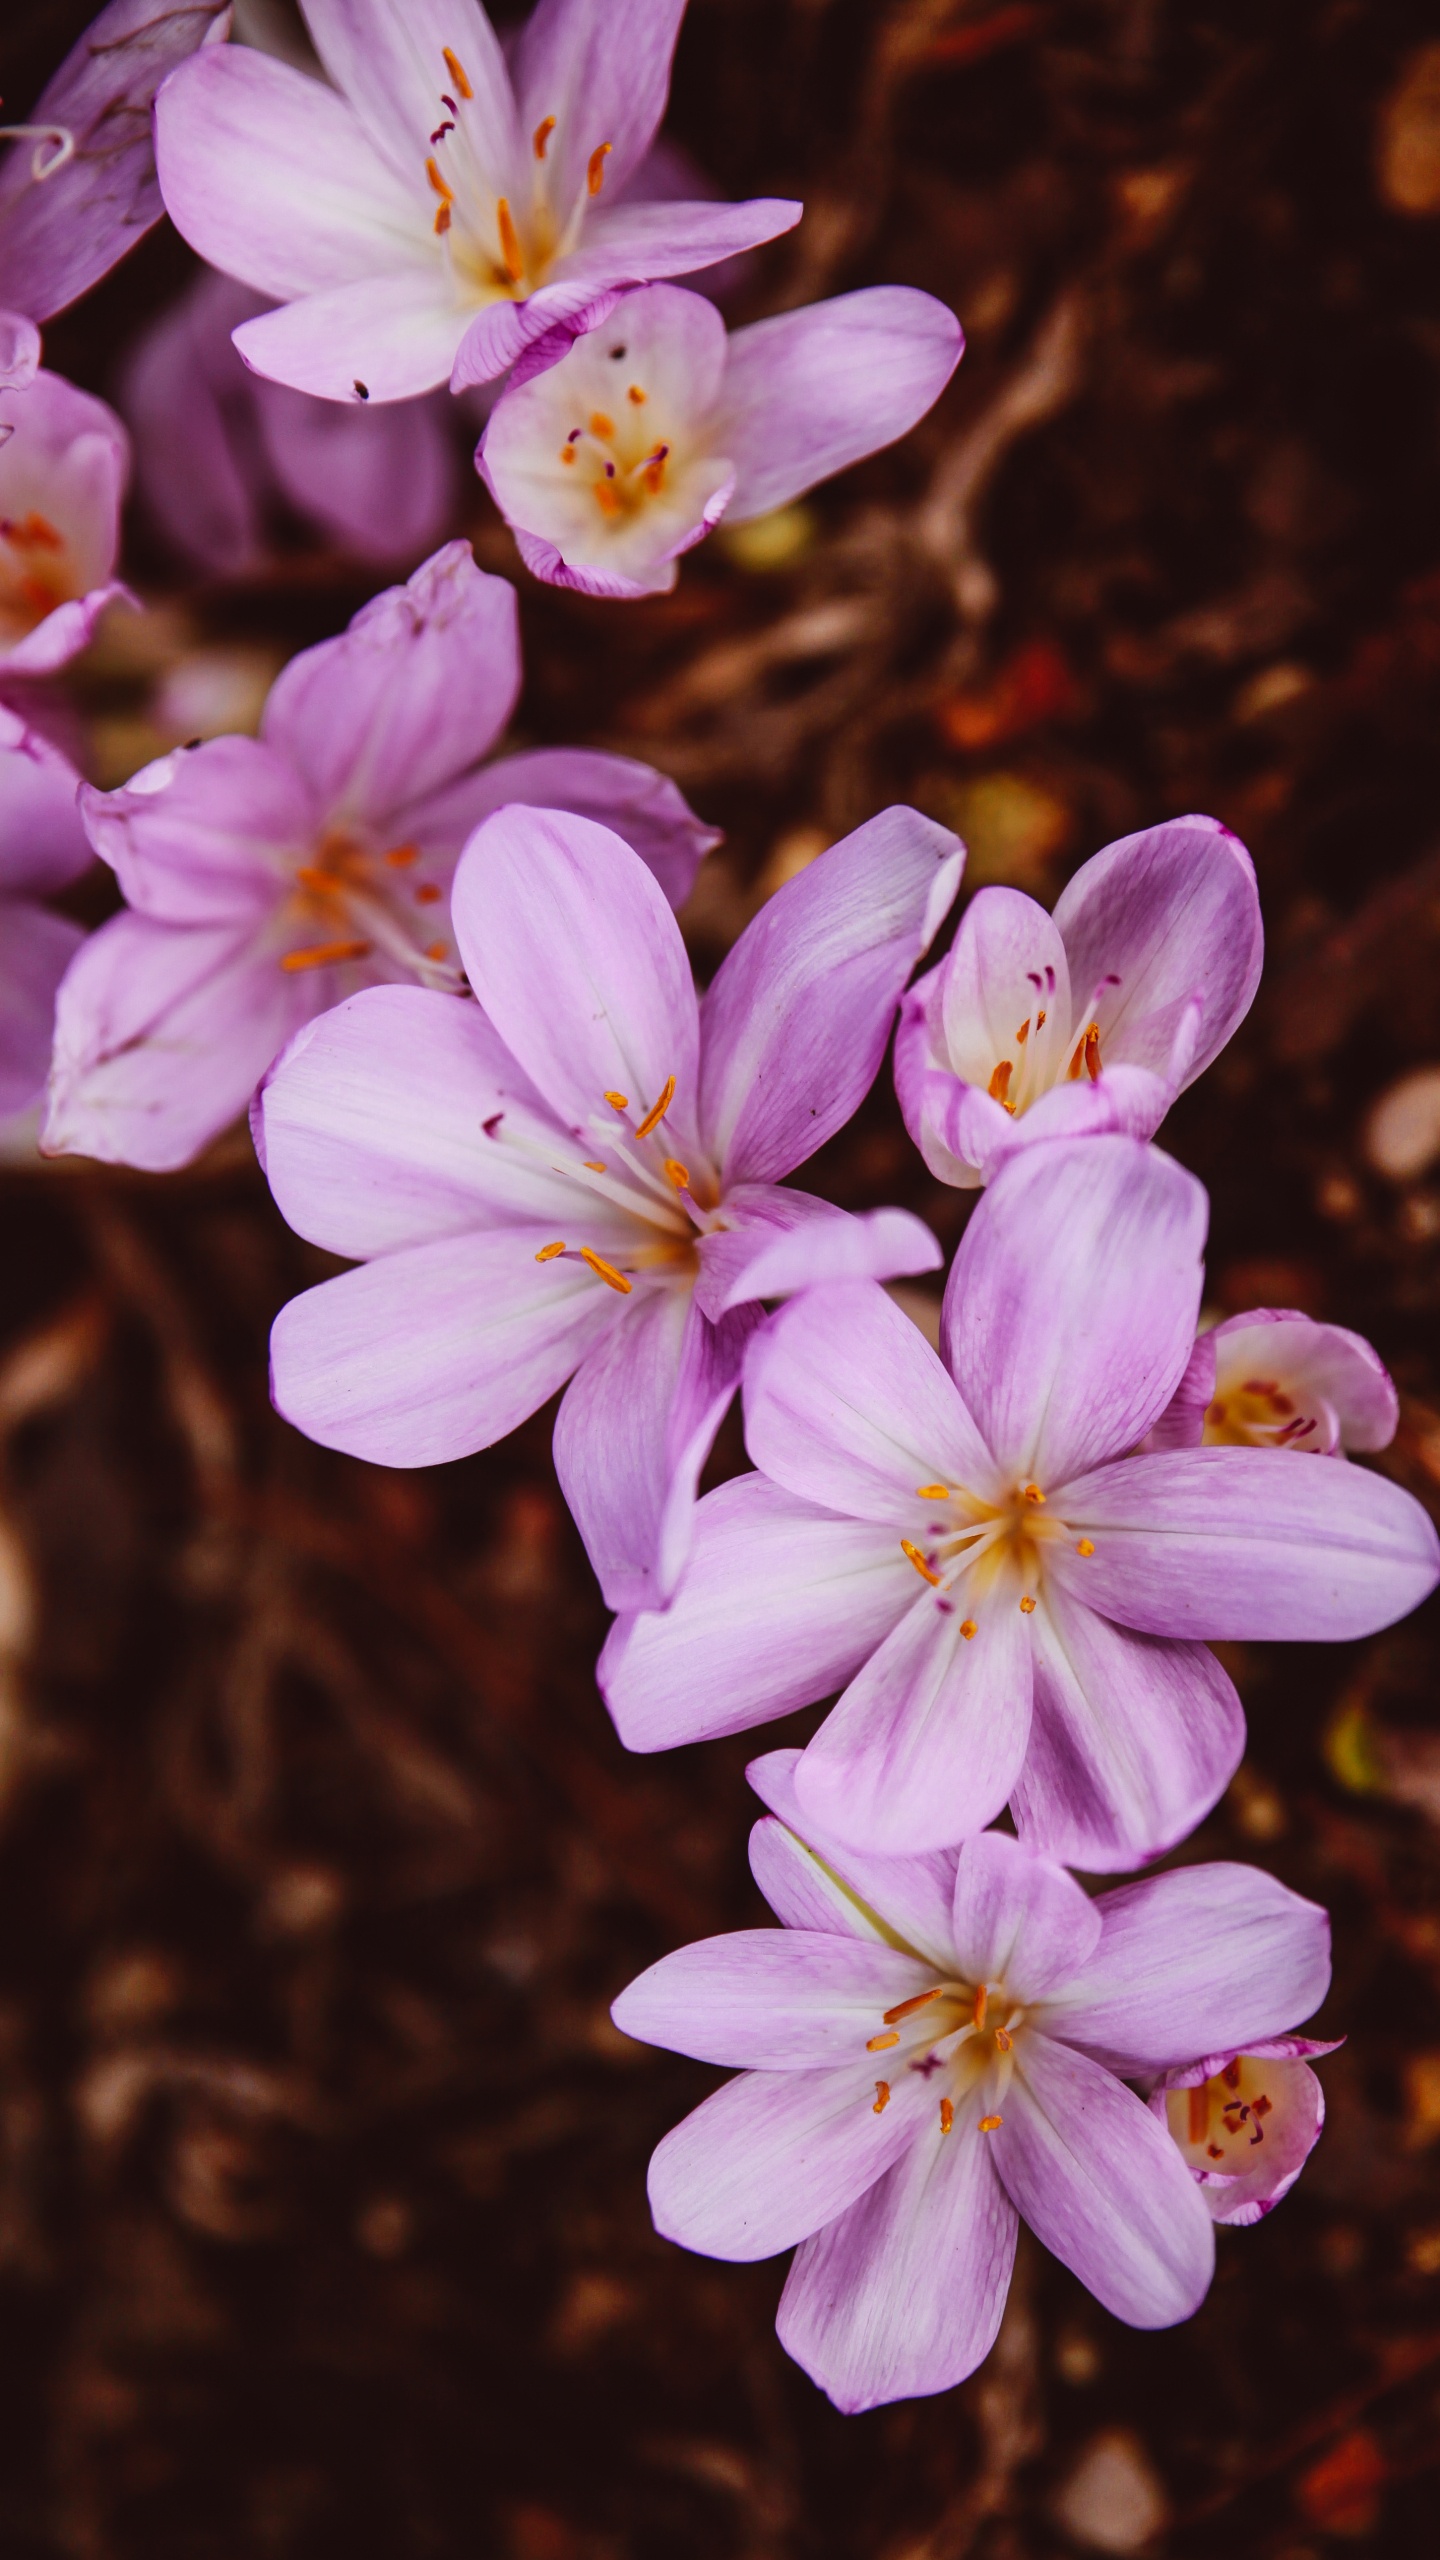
972, 1986, 988, 2029
1188, 2085, 1208, 2143
634, 1074, 676, 1139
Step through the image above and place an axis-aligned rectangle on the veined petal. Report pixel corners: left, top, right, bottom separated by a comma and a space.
1053, 815, 1262, 1092
0, 904, 82, 1120
1045, 1862, 1332, 2074
1010, 1586, 1244, 1874
777, 2111, 1017, 2412
746, 1749, 961, 1972
234, 275, 467, 404
719, 287, 963, 523
262, 541, 519, 824
993, 2033, 1214, 2326
269, 1222, 619, 1465
79, 740, 312, 926
450, 803, 701, 1144
699, 807, 963, 1185
949, 1831, 1100, 2004
941, 1134, 1207, 1484
612, 1928, 934, 2070
513, 0, 686, 212
599, 1475, 913, 1751
793, 1580, 1033, 1855
743, 1279, 997, 1523
1049, 1444, 1440, 1640
155, 44, 432, 303
302, 0, 519, 187
695, 1191, 940, 1323
408, 744, 719, 910
647, 2058, 930, 2263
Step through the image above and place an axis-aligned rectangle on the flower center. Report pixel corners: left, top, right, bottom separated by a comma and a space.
520, 1075, 724, 1298
423, 46, 611, 306
865, 1976, 1024, 2137
899, 1475, 1097, 1636
556, 398, 674, 524
981, 966, 1122, 1118
1204, 1376, 1321, 1449
1166, 2054, 1276, 2170
277, 828, 458, 986
0, 511, 76, 640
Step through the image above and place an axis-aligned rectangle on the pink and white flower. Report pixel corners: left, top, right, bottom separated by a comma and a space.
0, 0, 231, 386
1149, 2035, 1340, 2226
0, 707, 90, 1121
613, 1762, 1333, 2411
0, 369, 130, 676
602, 1134, 1439, 1867
154, 0, 802, 403
42, 539, 716, 1170
1147, 1306, 1398, 1459
257, 800, 960, 1612
895, 816, 1263, 1188
478, 280, 963, 597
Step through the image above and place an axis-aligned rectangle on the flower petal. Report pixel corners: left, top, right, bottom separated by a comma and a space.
646, 2058, 930, 2262
992, 2032, 1214, 2326
777, 2111, 1017, 2412
269, 1223, 619, 1465
301, 0, 519, 185
949, 1831, 1101, 2003
719, 287, 963, 522
450, 803, 701, 1143
599, 1475, 913, 1751
939, 886, 1073, 1091
1150, 2048, 1333, 2226
408, 744, 719, 910
793, 1579, 1034, 1855
699, 806, 963, 1184
746, 1749, 961, 1971
513, 0, 686, 211
255, 373, 458, 568
694, 1190, 940, 1323
0, 314, 40, 393
1053, 815, 1262, 1091
262, 541, 519, 824
742, 1278, 997, 1523
941, 1133, 1207, 1484
0, 708, 89, 897
612, 1928, 934, 2069
79, 739, 311, 926
0, 902, 81, 1120
234, 277, 467, 405
1050, 1444, 1440, 1640
1207, 1309, 1398, 1456
1010, 1585, 1244, 1874
1045, 1861, 1332, 2074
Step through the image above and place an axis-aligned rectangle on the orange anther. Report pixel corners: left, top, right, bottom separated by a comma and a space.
1188, 2085, 1209, 2143
979, 2114, 1003, 2133
628, 384, 646, 405
424, 942, 447, 962
533, 114, 556, 159
872, 2080, 890, 2114
972, 1986, 988, 2029
578, 1247, 632, 1295
634, 1074, 675, 1139
916, 1484, 950, 1501
960, 1618, 977, 1640
1022, 1482, 1045, 1505
426, 157, 453, 202
866, 2031, 899, 2053
587, 140, 612, 194
385, 843, 419, 867
1076, 1538, 1095, 1557
1015, 1017, 1031, 1044
496, 196, 524, 283
279, 938, 370, 973
1085, 1022, 1102, 1081
415, 883, 442, 904
604, 1091, 629, 1112
589, 411, 615, 440
883, 1987, 945, 2027
559, 446, 576, 464
994, 2027, 1012, 2052
663, 1159, 690, 1190
434, 202, 452, 235
1036, 1008, 1047, 1027
582, 1160, 606, 1173
535, 1241, 567, 1262
1019, 1595, 1036, 1614
294, 865, 343, 894
939, 2097, 954, 2135
988, 1058, 1014, 1108
442, 48, 473, 98
901, 1539, 941, 1588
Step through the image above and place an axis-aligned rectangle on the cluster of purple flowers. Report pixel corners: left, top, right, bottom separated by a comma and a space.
3, 0, 1437, 2419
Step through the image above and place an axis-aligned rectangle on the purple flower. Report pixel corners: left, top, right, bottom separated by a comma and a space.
1147, 1306, 1398, 1459
478, 281, 963, 598
42, 539, 716, 1171
0, 707, 90, 1120
0, 369, 130, 675
612, 1755, 1333, 2411
257, 801, 960, 1611
154, 0, 802, 403
1148, 2035, 1340, 2227
895, 816, 1263, 1188
602, 1134, 1439, 1865
0, 0, 230, 380
121, 269, 460, 577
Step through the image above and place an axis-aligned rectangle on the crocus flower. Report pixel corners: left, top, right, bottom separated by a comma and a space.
0, 707, 90, 1120
602, 1133, 1439, 1865
478, 281, 963, 598
895, 816, 1263, 1188
42, 539, 716, 1171
257, 801, 960, 1612
0, 369, 130, 676
612, 1756, 1333, 2411
1147, 1307, 1398, 1459
1149, 2034, 1340, 2226
154, 0, 802, 403
121, 270, 459, 577
0, 0, 231, 386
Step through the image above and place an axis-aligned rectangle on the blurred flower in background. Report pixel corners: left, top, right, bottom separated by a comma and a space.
0, 706, 91, 1123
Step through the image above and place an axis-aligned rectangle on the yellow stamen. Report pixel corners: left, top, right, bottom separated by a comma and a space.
434, 203, 452, 235
634, 1075, 675, 1139
587, 140, 612, 194
901, 1539, 941, 1588
426, 157, 454, 203
604, 1090, 629, 1112
496, 196, 524, 284
385, 843, 419, 868
1037, 1007, 1047, 1027
294, 865, 343, 894
960, 1618, 977, 1640
916, 1484, 950, 1501
589, 410, 615, 439
1076, 1538, 1095, 1557
883, 1987, 944, 2026
979, 2114, 1003, 2133
872, 2080, 890, 2114
442, 48, 473, 98
973, 1985, 988, 2029
1015, 1018, 1031, 1044
583, 1160, 606, 1173
939, 2097, 954, 2134
535, 1241, 567, 1262
533, 114, 556, 159
594, 481, 623, 518
866, 2031, 900, 2053
1022, 1482, 1045, 1505
560, 446, 577, 464
424, 942, 447, 962
988, 1058, 1014, 1108
628, 383, 646, 405
995, 2027, 1012, 2053
1085, 1022, 1102, 1081
1188, 2085, 1208, 2144
663, 1158, 690, 1190
578, 1247, 632, 1295
1019, 1595, 1036, 1614
280, 938, 370, 973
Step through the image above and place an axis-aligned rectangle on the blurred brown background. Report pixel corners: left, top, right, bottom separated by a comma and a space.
4, 1, 1440, 2552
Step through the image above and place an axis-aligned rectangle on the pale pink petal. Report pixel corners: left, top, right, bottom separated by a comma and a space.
612, 1928, 933, 2070
301, 0, 519, 185
269, 1223, 620, 1465
1206, 1310, 1398, 1456
513, 0, 686, 212
746, 1749, 961, 1972
0, 707, 89, 895
79, 740, 312, 925
234, 277, 468, 405
408, 743, 719, 909
1053, 815, 1262, 1091
694, 1190, 939, 1322
699, 806, 963, 1185
646, 2058, 931, 2262
599, 1475, 914, 1751
256, 375, 458, 567
0, 902, 81, 1119
0, 579, 131, 679
719, 288, 963, 522
949, 1831, 1101, 2003
120, 271, 269, 575
1150, 2046, 1336, 2225
941, 1134, 1207, 1484
777, 2112, 1017, 2412
1142, 1331, 1214, 1453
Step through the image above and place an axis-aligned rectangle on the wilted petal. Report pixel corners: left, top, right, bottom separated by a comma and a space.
79, 739, 311, 926
1053, 815, 1262, 1092
993, 2032, 1214, 2326
949, 1831, 1100, 2003
746, 1748, 961, 1971
699, 807, 963, 1184
647, 2058, 930, 2262
941, 1134, 1207, 1484
0, 902, 82, 1119
719, 287, 962, 522
777, 2111, 1017, 2412
694, 1190, 939, 1322
612, 1928, 933, 2069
